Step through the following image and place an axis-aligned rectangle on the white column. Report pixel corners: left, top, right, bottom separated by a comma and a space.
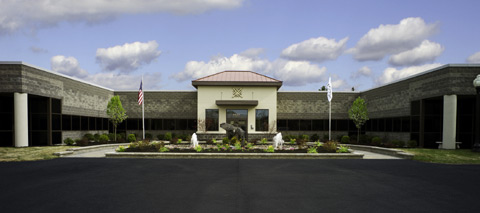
441, 95, 457, 149
14, 93, 29, 147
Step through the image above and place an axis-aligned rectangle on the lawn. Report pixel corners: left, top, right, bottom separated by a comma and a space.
0, 146, 76, 162
400, 148, 480, 164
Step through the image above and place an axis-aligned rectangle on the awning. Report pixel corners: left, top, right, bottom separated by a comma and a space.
216, 100, 258, 106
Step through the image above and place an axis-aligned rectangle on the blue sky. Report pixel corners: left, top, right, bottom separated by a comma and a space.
1, 0, 479, 91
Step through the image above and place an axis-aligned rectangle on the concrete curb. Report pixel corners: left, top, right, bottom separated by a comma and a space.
105, 152, 364, 159
344, 144, 414, 159
53, 143, 129, 156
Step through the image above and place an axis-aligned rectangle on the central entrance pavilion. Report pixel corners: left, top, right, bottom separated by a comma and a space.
192, 71, 282, 141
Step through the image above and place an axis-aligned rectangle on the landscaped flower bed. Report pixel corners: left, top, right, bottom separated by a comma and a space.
116, 140, 350, 154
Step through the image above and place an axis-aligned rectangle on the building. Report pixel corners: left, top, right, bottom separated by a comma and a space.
0, 62, 478, 149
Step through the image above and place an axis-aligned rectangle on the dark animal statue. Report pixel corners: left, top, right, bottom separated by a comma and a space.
220, 123, 246, 146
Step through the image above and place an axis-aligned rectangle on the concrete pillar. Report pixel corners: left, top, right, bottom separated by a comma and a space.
441, 95, 457, 149
14, 93, 29, 147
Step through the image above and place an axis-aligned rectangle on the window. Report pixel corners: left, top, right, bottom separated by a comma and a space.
299, 120, 311, 131
205, 109, 219, 131
255, 109, 269, 131
287, 120, 299, 131
152, 119, 163, 130
62, 115, 71, 130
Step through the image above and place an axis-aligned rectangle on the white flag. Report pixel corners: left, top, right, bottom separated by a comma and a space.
327, 77, 332, 102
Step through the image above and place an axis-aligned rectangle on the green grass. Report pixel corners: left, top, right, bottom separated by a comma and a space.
0, 146, 77, 162
400, 148, 480, 164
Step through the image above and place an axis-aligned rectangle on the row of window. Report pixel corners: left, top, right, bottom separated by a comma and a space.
277, 117, 415, 133
118, 118, 197, 131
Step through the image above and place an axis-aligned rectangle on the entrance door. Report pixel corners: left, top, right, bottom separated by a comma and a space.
226, 109, 248, 138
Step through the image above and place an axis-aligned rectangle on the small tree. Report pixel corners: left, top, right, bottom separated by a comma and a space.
348, 97, 369, 143
319, 86, 326, 91
107, 96, 128, 142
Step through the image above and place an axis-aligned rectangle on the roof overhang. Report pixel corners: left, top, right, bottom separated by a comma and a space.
192, 81, 282, 89
216, 100, 258, 106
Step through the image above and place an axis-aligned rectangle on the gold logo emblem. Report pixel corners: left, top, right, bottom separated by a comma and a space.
232, 87, 242, 98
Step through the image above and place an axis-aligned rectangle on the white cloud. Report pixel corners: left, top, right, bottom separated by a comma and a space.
239, 48, 265, 58
467, 51, 480, 63
172, 53, 272, 81
348, 17, 438, 61
351, 66, 372, 78
376, 63, 443, 85
173, 50, 327, 87
51, 55, 89, 78
388, 40, 444, 66
0, 0, 243, 34
85, 72, 162, 90
269, 60, 327, 86
280, 36, 348, 62
96, 41, 161, 73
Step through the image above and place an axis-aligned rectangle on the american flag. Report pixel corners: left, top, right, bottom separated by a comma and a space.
138, 80, 143, 105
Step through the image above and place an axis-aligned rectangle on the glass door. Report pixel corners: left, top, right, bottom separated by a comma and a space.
226, 109, 248, 132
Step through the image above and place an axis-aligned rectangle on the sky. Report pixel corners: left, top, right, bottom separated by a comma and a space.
1, 0, 480, 91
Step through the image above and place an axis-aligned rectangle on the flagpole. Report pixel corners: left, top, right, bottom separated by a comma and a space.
327, 77, 332, 141
142, 75, 145, 140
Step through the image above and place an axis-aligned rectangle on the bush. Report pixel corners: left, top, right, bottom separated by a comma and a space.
341, 135, 350, 144
157, 134, 164, 140
222, 137, 230, 145
371, 137, 382, 146
116, 146, 126, 152
407, 140, 417, 148
64, 138, 74, 145
265, 145, 274, 153
127, 134, 137, 142
99, 134, 109, 143
260, 138, 267, 144
310, 134, 320, 142
301, 135, 309, 142
391, 140, 405, 148
323, 141, 338, 153
108, 133, 115, 141
84, 133, 94, 141
94, 133, 101, 142
337, 145, 349, 153
322, 134, 329, 141
307, 147, 318, 153
359, 135, 372, 145
230, 136, 239, 145
297, 138, 307, 149
116, 134, 124, 140
145, 133, 152, 140
75, 137, 89, 146
164, 132, 172, 141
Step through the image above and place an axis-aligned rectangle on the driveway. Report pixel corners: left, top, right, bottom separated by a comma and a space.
1, 158, 479, 212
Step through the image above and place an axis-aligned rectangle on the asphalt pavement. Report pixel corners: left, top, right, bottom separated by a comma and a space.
1, 158, 479, 212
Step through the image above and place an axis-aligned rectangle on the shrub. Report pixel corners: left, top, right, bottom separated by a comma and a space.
297, 138, 307, 149
310, 134, 320, 142
116, 134, 124, 140
341, 135, 350, 144
260, 138, 268, 144
99, 134, 109, 143
206, 139, 214, 145
84, 133, 94, 141
145, 133, 153, 140
159, 146, 169, 152
359, 135, 372, 145
64, 138, 74, 145
301, 135, 309, 142
391, 140, 405, 148
307, 147, 318, 153
75, 137, 89, 146
337, 145, 349, 153
322, 134, 329, 141
289, 138, 296, 144
230, 136, 239, 145
234, 142, 242, 150
265, 145, 274, 153
371, 137, 382, 146
164, 132, 172, 141
246, 143, 253, 149
177, 138, 182, 144
195, 145, 203, 152
323, 141, 338, 153
93, 133, 101, 142
407, 140, 417, 148
157, 134, 164, 140
222, 137, 230, 145
108, 133, 115, 141
127, 134, 136, 142
116, 146, 126, 152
